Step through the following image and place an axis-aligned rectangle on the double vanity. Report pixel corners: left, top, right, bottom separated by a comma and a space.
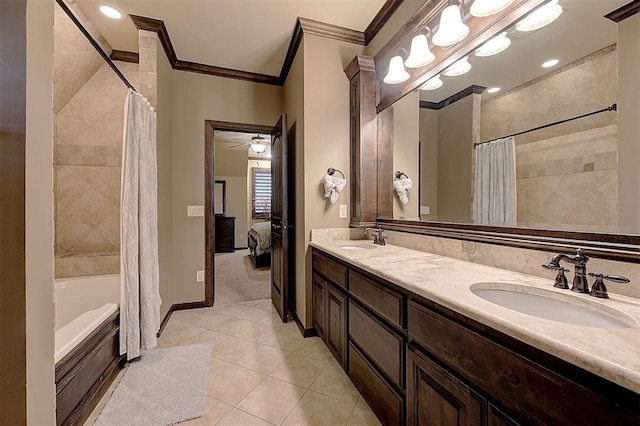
310, 239, 640, 425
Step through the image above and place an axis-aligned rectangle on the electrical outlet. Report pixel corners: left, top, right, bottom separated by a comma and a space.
420, 205, 430, 215
196, 270, 204, 282
187, 205, 204, 217
339, 204, 348, 218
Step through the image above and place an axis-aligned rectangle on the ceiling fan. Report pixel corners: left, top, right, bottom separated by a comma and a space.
229, 135, 269, 154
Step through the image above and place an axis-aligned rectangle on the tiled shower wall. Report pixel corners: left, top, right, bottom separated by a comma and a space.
481, 47, 618, 233
54, 61, 139, 278
53, 3, 139, 278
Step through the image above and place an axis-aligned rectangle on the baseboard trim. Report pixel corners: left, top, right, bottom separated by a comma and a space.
291, 309, 317, 338
157, 301, 209, 338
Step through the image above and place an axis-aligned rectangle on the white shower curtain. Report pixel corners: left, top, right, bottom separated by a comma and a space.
473, 136, 517, 227
120, 89, 161, 360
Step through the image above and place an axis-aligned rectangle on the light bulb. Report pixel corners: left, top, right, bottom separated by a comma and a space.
443, 56, 471, 77
470, 0, 515, 17
474, 32, 511, 57
421, 74, 443, 91
516, 0, 562, 32
432, 4, 470, 47
542, 59, 559, 68
405, 34, 436, 68
383, 56, 410, 84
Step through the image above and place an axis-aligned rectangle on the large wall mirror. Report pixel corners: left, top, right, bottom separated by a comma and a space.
381, 0, 639, 242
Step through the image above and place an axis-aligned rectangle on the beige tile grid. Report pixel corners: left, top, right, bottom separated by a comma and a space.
87, 299, 380, 426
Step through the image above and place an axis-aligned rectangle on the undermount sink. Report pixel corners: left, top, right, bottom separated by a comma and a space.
471, 283, 633, 329
338, 244, 378, 250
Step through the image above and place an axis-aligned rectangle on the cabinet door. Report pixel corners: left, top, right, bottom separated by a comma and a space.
487, 403, 520, 426
312, 274, 325, 340
408, 345, 485, 426
325, 283, 347, 368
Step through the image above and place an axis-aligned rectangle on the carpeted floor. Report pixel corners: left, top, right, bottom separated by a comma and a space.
215, 249, 271, 304
94, 343, 212, 426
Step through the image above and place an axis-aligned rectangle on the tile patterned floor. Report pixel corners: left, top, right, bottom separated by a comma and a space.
87, 299, 381, 426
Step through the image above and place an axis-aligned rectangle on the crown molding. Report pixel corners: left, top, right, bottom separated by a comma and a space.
364, 0, 404, 43
605, 0, 640, 22
119, 0, 404, 86
419, 85, 486, 110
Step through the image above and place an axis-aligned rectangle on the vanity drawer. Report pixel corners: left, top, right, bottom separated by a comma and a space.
312, 251, 347, 289
349, 342, 404, 426
349, 299, 404, 389
349, 270, 403, 328
407, 300, 639, 425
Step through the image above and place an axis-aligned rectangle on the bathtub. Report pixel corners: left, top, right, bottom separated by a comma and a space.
54, 274, 124, 425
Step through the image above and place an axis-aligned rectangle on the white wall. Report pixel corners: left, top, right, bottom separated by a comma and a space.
392, 92, 420, 219
166, 70, 282, 311
618, 14, 640, 232
26, 0, 55, 422
298, 34, 365, 326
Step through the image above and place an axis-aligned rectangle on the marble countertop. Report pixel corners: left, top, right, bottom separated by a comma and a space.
310, 240, 640, 394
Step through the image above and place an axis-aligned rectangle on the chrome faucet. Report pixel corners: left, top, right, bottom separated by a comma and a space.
364, 225, 387, 246
542, 248, 590, 293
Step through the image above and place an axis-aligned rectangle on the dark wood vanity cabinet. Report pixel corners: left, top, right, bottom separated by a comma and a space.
311, 248, 640, 426
214, 216, 235, 252
325, 282, 347, 367
311, 274, 325, 340
312, 251, 347, 368
407, 344, 486, 426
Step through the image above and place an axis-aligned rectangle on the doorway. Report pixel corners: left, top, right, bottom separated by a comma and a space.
205, 118, 294, 321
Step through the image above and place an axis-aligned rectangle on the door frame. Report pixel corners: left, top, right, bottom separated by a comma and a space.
204, 120, 274, 307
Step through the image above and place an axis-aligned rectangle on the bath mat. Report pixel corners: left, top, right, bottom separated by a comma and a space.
94, 343, 212, 426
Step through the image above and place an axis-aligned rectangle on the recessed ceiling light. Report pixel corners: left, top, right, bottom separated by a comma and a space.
542, 59, 559, 68
97, 3, 123, 20
487, 87, 501, 94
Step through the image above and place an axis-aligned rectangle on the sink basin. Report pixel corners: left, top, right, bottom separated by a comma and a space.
338, 244, 378, 250
471, 283, 633, 329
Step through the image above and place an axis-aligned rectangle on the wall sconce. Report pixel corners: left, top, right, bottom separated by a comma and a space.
420, 74, 443, 90
383, 55, 411, 84
474, 32, 511, 57
432, 1, 469, 47
443, 56, 471, 76
515, 0, 562, 32
405, 30, 435, 69
470, 0, 515, 17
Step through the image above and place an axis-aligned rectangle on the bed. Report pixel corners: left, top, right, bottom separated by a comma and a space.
248, 221, 271, 268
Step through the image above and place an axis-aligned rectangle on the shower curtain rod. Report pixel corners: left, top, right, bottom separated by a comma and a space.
55, 0, 137, 92
473, 103, 617, 148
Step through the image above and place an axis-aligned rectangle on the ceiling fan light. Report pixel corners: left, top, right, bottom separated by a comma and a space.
405, 34, 436, 68
250, 143, 266, 154
474, 32, 511, 57
432, 4, 470, 47
516, 0, 562, 32
420, 74, 443, 90
383, 56, 410, 84
470, 0, 515, 17
442, 56, 472, 77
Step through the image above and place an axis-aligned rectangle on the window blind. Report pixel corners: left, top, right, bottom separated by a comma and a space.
252, 168, 271, 218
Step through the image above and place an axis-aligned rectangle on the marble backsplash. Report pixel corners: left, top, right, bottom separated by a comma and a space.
383, 230, 639, 299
